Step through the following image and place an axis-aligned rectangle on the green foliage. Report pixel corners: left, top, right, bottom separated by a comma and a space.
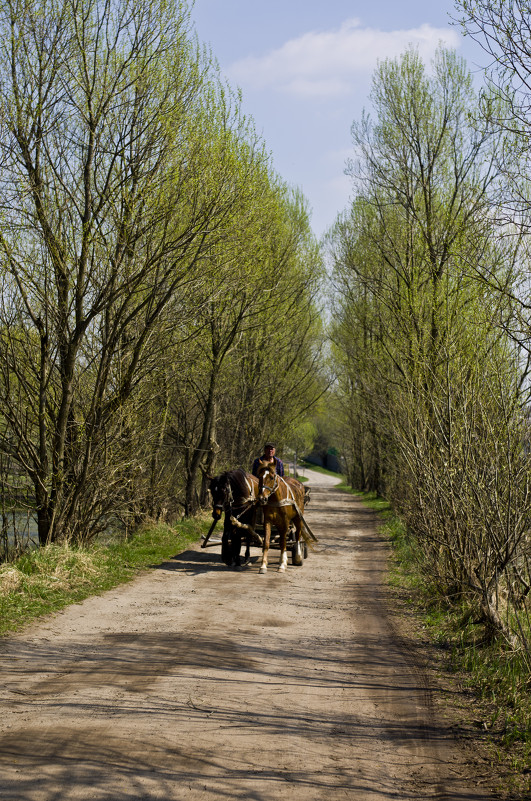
0, 0, 326, 541
298, 460, 343, 478
287, 421, 318, 457
327, 44, 531, 651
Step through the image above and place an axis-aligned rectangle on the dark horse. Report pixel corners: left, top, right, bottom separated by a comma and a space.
208, 469, 259, 566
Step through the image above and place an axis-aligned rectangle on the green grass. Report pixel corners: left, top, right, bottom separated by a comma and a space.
298, 460, 344, 479
298, 460, 354, 490
0, 516, 205, 636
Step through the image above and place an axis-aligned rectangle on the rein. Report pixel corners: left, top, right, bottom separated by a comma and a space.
221, 472, 258, 522
215, 475, 251, 511
258, 472, 279, 500
231, 496, 258, 521
259, 473, 292, 507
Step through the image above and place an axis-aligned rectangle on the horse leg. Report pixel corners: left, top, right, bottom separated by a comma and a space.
244, 508, 255, 565
291, 514, 304, 566
277, 523, 288, 573
259, 516, 271, 574
221, 515, 233, 566
231, 526, 242, 568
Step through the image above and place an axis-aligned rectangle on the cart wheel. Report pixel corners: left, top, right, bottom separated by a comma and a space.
292, 541, 304, 566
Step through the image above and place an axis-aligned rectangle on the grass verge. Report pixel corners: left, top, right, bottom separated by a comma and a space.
298, 460, 346, 484
0, 516, 205, 636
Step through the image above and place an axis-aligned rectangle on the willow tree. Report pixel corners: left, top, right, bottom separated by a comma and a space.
166, 182, 325, 514
330, 47, 531, 638
221, 192, 326, 472
0, 0, 257, 544
454, 1, 531, 376
331, 48, 499, 492
178, 150, 294, 515
328, 201, 388, 493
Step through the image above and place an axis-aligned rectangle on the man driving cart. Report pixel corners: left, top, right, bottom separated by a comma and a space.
252, 442, 284, 477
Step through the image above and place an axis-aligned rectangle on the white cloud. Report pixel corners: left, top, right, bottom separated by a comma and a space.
227, 18, 461, 98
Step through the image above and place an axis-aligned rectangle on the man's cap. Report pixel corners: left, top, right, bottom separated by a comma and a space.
264, 442, 276, 449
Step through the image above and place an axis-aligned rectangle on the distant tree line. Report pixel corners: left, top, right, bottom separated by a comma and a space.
0, 0, 325, 553
327, 2, 531, 655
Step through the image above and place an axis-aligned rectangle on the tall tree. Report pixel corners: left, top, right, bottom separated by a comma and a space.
0, 0, 256, 543
329, 47, 530, 639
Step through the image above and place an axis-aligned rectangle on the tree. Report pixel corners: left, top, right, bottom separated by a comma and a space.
329, 46, 531, 641
455, 2, 531, 218
0, 0, 259, 543
166, 184, 326, 512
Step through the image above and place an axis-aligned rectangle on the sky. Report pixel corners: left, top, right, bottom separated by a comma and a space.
189, 1, 488, 239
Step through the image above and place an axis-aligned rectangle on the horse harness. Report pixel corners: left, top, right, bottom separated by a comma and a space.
218, 473, 257, 522
259, 470, 318, 542
259, 472, 298, 508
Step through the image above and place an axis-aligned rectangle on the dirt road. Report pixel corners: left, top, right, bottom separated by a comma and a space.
0, 470, 500, 800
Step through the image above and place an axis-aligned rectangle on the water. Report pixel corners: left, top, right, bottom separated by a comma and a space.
1, 510, 39, 550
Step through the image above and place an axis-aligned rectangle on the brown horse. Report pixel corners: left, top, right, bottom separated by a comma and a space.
255, 459, 306, 573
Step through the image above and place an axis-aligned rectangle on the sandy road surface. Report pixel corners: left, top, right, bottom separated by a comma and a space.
0, 470, 498, 800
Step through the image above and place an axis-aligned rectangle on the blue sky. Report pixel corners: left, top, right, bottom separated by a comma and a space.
189, 1, 487, 238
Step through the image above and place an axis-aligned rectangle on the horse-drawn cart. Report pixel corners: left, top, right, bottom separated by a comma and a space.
204, 467, 315, 571
202, 511, 309, 566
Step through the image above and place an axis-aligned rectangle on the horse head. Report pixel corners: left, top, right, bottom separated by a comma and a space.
208, 472, 233, 520
256, 460, 279, 506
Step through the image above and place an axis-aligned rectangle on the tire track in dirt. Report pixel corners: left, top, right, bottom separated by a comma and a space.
0, 470, 500, 800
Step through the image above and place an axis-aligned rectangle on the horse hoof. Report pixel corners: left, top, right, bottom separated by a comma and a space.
277, 565, 286, 573
259, 566, 267, 574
